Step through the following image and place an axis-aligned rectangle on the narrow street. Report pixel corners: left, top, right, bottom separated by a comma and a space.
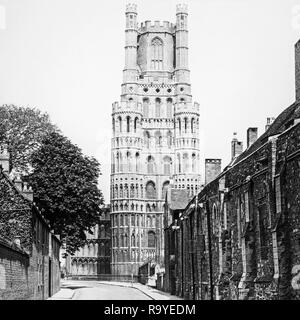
72, 282, 151, 300
49, 280, 181, 300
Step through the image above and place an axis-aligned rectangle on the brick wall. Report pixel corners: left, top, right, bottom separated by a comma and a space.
0, 239, 31, 300
0, 169, 61, 300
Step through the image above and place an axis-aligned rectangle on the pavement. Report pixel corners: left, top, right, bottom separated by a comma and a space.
48, 280, 183, 300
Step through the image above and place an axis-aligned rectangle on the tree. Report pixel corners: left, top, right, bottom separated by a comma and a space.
0, 104, 58, 174
27, 131, 104, 254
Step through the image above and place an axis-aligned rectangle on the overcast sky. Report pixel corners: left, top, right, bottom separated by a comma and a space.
0, 0, 300, 202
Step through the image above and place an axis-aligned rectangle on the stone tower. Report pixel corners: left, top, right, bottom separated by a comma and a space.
110, 3, 201, 277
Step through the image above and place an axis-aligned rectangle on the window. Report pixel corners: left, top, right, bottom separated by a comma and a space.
177, 153, 181, 173
151, 37, 163, 70
144, 131, 150, 148
155, 131, 162, 146
162, 181, 170, 200
148, 231, 155, 248
166, 98, 173, 118
126, 116, 131, 133
112, 118, 115, 133
134, 117, 138, 133
118, 116, 122, 133
184, 117, 188, 133
155, 98, 161, 118
135, 152, 140, 172
191, 118, 195, 133
143, 98, 149, 118
116, 153, 120, 172
147, 156, 155, 174
163, 156, 171, 175
178, 118, 181, 134
146, 181, 157, 199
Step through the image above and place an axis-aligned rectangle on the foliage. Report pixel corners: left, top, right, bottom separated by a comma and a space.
27, 132, 104, 254
0, 104, 58, 174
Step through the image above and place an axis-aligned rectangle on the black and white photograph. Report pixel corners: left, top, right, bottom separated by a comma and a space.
0, 0, 300, 308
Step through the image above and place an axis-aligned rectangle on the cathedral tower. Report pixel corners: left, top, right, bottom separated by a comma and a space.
110, 3, 201, 277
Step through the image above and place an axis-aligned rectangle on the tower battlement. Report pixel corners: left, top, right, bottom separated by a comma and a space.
126, 3, 137, 14
176, 3, 188, 14
139, 20, 175, 34
175, 102, 200, 114
112, 101, 142, 114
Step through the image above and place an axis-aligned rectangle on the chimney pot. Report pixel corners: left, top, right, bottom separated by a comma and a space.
247, 127, 258, 148
205, 159, 222, 185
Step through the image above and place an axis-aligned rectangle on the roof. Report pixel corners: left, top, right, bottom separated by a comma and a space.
196, 100, 300, 200
230, 101, 300, 167
168, 188, 190, 211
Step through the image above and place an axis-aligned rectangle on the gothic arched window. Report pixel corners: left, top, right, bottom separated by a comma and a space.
134, 117, 138, 133
191, 118, 195, 133
135, 152, 140, 172
116, 152, 120, 172
166, 98, 173, 118
118, 116, 122, 133
147, 156, 155, 174
162, 181, 170, 200
184, 117, 188, 133
151, 37, 163, 70
143, 98, 149, 118
155, 98, 161, 118
178, 118, 181, 134
192, 153, 196, 173
126, 116, 131, 133
146, 181, 157, 199
177, 153, 181, 173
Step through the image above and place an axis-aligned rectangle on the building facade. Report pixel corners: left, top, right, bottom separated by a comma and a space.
110, 3, 201, 277
68, 206, 111, 278
163, 39, 300, 300
0, 145, 61, 300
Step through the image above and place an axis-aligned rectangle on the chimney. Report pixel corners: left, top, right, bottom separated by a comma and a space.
265, 117, 275, 132
231, 132, 243, 160
247, 127, 258, 148
0, 144, 10, 174
14, 174, 23, 191
205, 159, 222, 185
22, 182, 33, 202
295, 40, 300, 101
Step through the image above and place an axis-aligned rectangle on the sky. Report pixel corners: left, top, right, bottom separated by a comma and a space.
0, 0, 300, 202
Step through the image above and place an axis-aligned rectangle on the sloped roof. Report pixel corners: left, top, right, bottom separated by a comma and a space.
233, 101, 300, 165
168, 188, 190, 210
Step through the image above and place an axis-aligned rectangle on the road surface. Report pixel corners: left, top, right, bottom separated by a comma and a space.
61, 281, 152, 300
